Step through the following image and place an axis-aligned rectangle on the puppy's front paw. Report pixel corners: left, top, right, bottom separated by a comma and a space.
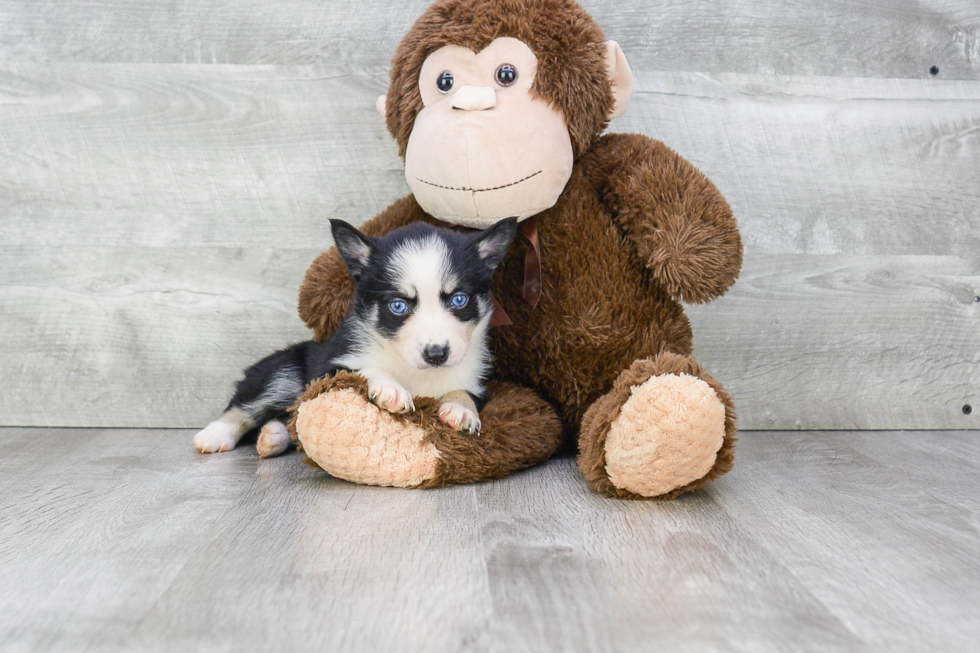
368, 380, 415, 414
438, 402, 481, 435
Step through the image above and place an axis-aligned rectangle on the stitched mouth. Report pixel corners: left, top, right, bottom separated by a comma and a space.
415, 170, 543, 193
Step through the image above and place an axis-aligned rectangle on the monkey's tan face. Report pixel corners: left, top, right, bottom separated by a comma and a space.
404, 38, 574, 228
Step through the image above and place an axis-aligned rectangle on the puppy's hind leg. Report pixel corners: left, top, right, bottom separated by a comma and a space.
256, 420, 292, 459
193, 408, 253, 454
195, 344, 307, 454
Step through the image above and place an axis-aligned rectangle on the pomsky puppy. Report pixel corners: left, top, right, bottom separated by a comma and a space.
193, 217, 518, 458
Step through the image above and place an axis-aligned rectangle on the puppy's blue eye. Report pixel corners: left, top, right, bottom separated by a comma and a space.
389, 300, 409, 315
450, 293, 469, 309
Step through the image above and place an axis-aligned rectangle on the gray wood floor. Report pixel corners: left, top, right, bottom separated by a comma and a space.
0, 429, 977, 652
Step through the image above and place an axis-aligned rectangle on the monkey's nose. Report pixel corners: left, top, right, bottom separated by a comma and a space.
451, 86, 497, 111
422, 344, 450, 367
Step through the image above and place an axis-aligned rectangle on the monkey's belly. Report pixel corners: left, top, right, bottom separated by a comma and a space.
488, 181, 694, 430
491, 262, 693, 430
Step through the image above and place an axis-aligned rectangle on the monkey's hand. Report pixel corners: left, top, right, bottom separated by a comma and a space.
589, 134, 743, 304
299, 195, 432, 341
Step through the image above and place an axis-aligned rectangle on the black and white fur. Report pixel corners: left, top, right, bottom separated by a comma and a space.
193, 218, 518, 458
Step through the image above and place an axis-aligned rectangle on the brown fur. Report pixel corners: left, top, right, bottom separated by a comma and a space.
585, 134, 743, 304
287, 372, 563, 487
296, 0, 743, 498
577, 352, 737, 500
386, 0, 615, 160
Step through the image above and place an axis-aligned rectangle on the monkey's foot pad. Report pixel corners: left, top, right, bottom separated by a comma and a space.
288, 372, 562, 488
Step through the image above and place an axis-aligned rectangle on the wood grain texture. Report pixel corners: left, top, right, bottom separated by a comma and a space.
623, 72, 980, 258
1, 1, 978, 80
0, 64, 401, 248
688, 254, 980, 430
2, 62, 977, 428
0, 428, 977, 652
0, 64, 395, 427
715, 431, 980, 650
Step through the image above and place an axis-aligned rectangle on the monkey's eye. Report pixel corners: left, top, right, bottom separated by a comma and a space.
450, 293, 469, 309
495, 64, 518, 87
389, 299, 409, 315
437, 71, 455, 94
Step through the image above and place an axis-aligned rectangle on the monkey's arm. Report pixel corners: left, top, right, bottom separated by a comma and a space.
299, 195, 431, 341
588, 133, 743, 304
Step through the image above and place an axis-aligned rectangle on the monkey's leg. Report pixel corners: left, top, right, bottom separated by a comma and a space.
577, 352, 736, 500
288, 373, 562, 488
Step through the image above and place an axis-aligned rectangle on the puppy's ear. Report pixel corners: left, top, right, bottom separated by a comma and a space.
473, 217, 519, 272
330, 219, 373, 280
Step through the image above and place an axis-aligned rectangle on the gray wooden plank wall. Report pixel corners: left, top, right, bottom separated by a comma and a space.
1, 1, 978, 429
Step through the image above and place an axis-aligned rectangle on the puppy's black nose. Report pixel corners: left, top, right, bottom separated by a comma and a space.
422, 344, 450, 367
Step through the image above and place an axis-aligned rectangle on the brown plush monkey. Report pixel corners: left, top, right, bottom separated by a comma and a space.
289, 0, 742, 499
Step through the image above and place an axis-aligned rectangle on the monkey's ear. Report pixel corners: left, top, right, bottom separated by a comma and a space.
376, 95, 387, 118
604, 41, 634, 120
329, 219, 373, 280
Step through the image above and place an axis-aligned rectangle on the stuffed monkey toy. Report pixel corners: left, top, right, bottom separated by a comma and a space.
289, 0, 742, 499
